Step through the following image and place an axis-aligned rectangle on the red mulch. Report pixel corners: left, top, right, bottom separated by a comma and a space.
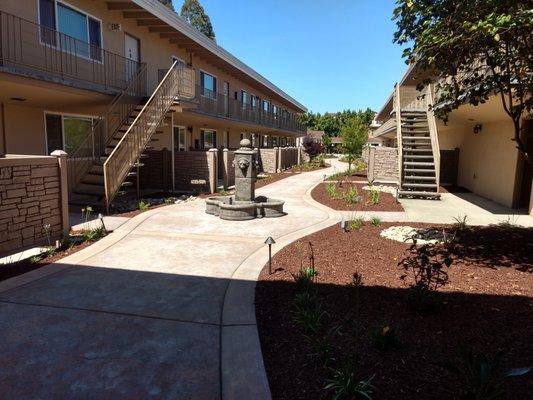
112, 203, 170, 218
0, 239, 97, 282
255, 166, 328, 189
311, 182, 404, 212
256, 223, 533, 400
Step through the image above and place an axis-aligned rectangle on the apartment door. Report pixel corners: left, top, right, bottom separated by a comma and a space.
124, 33, 140, 80
223, 81, 230, 116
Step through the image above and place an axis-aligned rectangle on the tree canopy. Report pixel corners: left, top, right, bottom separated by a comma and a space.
299, 109, 375, 137
158, 0, 174, 11
393, 0, 533, 163
340, 115, 369, 171
180, 0, 216, 41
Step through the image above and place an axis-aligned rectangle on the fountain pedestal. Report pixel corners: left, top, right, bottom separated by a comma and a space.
205, 139, 285, 220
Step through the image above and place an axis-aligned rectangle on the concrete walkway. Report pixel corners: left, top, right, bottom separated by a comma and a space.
0, 163, 343, 400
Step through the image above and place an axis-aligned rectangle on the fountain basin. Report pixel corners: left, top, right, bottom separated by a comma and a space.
205, 195, 285, 220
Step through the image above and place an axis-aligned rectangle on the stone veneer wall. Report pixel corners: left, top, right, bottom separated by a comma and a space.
139, 149, 213, 193
257, 148, 277, 173
367, 146, 399, 182
0, 155, 65, 256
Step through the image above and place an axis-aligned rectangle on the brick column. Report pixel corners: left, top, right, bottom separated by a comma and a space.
51, 150, 70, 237
222, 148, 229, 190
208, 148, 218, 194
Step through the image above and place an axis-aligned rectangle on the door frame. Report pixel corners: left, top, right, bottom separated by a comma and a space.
124, 32, 141, 62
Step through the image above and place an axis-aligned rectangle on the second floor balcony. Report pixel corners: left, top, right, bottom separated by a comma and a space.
191, 86, 306, 134
0, 11, 146, 97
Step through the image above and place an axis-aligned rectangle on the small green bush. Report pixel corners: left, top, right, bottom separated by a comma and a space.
82, 225, 106, 242
349, 218, 365, 231
325, 360, 375, 400
368, 189, 380, 205
370, 216, 381, 226
138, 200, 150, 212
344, 187, 361, 204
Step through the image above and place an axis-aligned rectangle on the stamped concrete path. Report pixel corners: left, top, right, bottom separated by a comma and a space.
0, 163, 346, 400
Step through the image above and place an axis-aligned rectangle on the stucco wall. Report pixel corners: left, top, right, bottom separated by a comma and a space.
0, 155, 64, 255
457, 120, 519, 207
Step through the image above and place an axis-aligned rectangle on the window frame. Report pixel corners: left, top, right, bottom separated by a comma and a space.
200, 70, 217, 99
43, 111, 97, 155
37, 0, 104, 63
201, 129, 217, 149
173, 125, 187, 151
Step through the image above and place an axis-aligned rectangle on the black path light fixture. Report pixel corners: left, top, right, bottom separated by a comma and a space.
340, 216, 347, 232
265, 236, 276, 274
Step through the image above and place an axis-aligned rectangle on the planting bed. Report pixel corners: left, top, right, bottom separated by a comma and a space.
256, 222, 532, 400
311, 182, 404, 212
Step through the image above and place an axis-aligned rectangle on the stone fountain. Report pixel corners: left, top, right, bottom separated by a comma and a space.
205, 139, 285, 220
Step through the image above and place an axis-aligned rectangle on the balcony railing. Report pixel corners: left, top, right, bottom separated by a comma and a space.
0, 11, 145, 96
193, 86, 305, 133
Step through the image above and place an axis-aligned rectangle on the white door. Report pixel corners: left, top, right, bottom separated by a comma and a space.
223, 81, 229, 116
124, 33, 140, 81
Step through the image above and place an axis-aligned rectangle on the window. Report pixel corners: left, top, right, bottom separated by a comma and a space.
251, 95, 257, 109
45, 113, 93, 154
263, 135, 269, 147
272, 136, 278, 147
200, 71, 217, 98
201, 129, 216, 149
39, 1, 102, 61
262, 100, 270, 113
174, 126, 186, 151
241, 90, 248, 109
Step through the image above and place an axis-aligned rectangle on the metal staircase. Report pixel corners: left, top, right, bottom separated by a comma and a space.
67, 60, 194, 211
394, 83, 441, 199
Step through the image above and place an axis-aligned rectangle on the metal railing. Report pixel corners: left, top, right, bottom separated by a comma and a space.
425, 84, 441, 191
0, 11, 144, 95
193, 86, 306, 133
67, 64, 147, 194
394, 83, 403, 187
103, 61, 192, 211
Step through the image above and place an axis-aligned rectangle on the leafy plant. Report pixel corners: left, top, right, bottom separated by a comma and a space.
349, 218, 365, 231
452, 215, 469, 232
82, 225, 106, 242
344, 186, 361, 204
81, 206, 93, 223
497, 215, 520, 230
370, 216, 381, 227
164, 197, 175, 204
43, 223, 52, 247
368, 189, 380, 205
138, 200, 150, 212
325, 360, 375, 400
294, 297, 324, 334
326, 182, 344, 200
398, 240, 454, 314
372, 323, 400, 351
444, 346, 530, 400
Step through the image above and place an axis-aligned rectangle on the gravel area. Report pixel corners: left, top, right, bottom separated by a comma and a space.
380, 225, 451, 244
256, 222, 532, 400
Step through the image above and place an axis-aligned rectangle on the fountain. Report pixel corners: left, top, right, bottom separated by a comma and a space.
205, 139, 285, 220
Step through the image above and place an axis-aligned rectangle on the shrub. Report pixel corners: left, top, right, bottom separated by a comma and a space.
452, 215, 469, 232
82, 225, 106, 242
398, 240, 454, 314
444, 346, 530, 400
370, 216, 381, 226
349, 218, 365, 231
138, 200, 150, 212
302, 136, 325, 158
368, 189, 380, 205
326, 182, 344, 200
372, 323, 400, 351
325, 360, 375, 400
344, 186, 361, 204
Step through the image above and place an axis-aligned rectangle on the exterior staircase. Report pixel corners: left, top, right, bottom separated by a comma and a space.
398, 111, 440, 199
67, 60, 194, 211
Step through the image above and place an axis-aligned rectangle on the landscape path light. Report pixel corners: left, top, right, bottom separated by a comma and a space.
265, 236, 276, 274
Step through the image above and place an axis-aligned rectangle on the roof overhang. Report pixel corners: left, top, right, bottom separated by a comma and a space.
108, 0, 307, 112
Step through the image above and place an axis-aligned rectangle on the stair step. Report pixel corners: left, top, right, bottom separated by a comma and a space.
132, 162, 145, 168
127, 171, 137, 177
402, 183, 438, 188
404, 175, 437, 181
404, 168, 436, 173
404, 161, 435, 166
139, 154, 149, 159
74, 184, 105, 197
398, 190, 441, 199
403, 148, 432, 152
403, 154, 434, 159
402, 136, 431, 141
121, 181, 134, 187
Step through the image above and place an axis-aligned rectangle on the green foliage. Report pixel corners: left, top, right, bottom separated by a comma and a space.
158, 0, 174, 10
180, 0, 216, 41
164, 197, 175, 204
30, 248, 56, 263
340, 116, 370, 171
444, 346, 530, 400
399, 240, 454, 314
325, 361, 375, 400
138, 200, 150, 212
368, 189, 380, 205
81, 206, 93, 223
344, 186, 361, 204
326, 182, 344, 200
370, 216, 381, 227
82, 225, 106, 242
393, 0, 533, 163
349, 218, 365, 231
452, 215, 469, 232
497, 215, 520, 230
372, 323, 400, 351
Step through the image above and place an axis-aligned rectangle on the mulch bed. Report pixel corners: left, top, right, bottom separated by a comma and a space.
256, 166, 327, 189
311, 182, 404, 212
256, 222, 533, 400
0, 239, 97, 282
111, 203, 170, 218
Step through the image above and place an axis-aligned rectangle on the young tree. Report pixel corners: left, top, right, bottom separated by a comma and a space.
158, 0, 175, 11
340, 116, 368, 172
322, 135, 332, 154
393, 0, 533, 163
180, 0, 216, 41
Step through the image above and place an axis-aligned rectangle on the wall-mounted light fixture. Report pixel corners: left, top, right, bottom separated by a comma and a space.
473, 124, 483, 134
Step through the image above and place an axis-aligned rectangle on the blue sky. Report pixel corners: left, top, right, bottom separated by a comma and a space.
172, 0, 407, 114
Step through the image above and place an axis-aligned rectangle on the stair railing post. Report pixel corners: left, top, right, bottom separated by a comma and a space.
395, 82, 403, 189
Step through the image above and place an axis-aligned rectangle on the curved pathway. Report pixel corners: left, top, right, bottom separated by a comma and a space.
0, 162, 345, 399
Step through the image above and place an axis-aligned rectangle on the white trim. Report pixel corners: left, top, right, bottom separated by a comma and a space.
173, 124, 187, 151
131, 0, 306, 112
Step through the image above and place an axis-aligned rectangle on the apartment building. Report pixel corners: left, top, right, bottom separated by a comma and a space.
0, 0, 306, 210
370, 65, 533, 215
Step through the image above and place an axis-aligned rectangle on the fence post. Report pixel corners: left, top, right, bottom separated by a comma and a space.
222, 148, 229, 190
277, 146, 282, 172
208, 148, 218, 194
51, 150, 70, 238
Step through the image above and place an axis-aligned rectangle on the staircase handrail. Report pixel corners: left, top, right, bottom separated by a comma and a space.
103, 60, 188, 211
425, 83, 441, 191
394, 82, 403, 188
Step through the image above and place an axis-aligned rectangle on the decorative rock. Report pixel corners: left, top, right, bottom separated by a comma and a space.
380, 225, 449, 244
362, 185, 397, 195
